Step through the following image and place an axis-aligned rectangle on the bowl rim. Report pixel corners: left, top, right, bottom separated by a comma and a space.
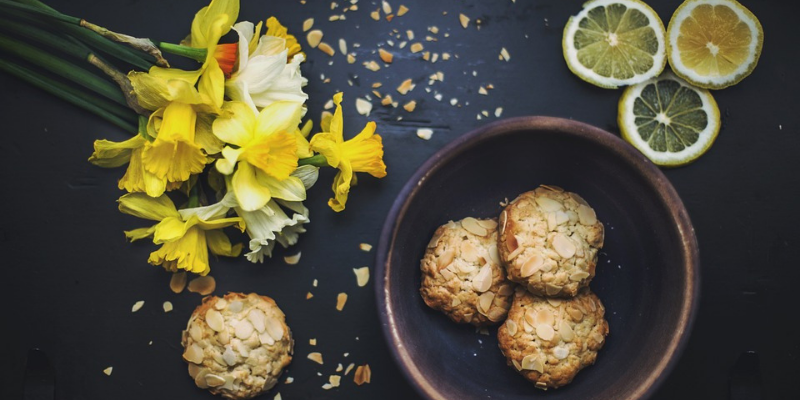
374, 116, 700, 400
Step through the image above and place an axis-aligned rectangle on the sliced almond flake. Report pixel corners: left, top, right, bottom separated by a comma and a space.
163, 301, 173, 313
385, 14, 395, 22
403, 100, 416, 112
324, 100, 334, 110
329, 15, 340, 22
422, 51, 430, 61
370, 9, 380, 20
103, 366, 113, 376
338, 38, 347, 55
285, 377, 294, 384
425, 36, 437, 42
442, 52, 451, 60
353, 267, 370, 287
416, 128, 433, 140
363, 60, 381, 71
307, 30, 323, 48
478, 86, 488, 95
397, 5, 409, 16
336, 363, 344, 372
459, 13, 470, 29
170, 271, 187, 293
284, 252, 301, 265
350, 4, 358, 10
378, 48, 393, 63
306, 292, 314, 299
398, 41, 407, 49
347, 53, 356, 64
317, 42, 335, 56
310, 338, 317, 345
371, 90, 381, 98
481, 110, 489, 117
495, 107, 503, 117
274, 393, 282, 400
381, 94, 393, 106
308, 352, 324, 364
345, 363, 356, 375
429, 26, 439, 34
322, 383, 333, 390
450, 98, 458, 106
486, 83, 495, 89
131, 301, 144, 312
359, 243, 373, 251
313, 279, 319, 287
397, 79, 415, 94
406, 30, 415, 40
336, 292, 348, 311
431, 53, 439, 63
382, 0, 392, 14
355, 98, 372, 116
371, 82, 382, 88
354, 364, 371, 385
386, 39, 395, 47
500, 47, 511, 61
409, 43, 424, 53
329, 375, 342, 387
303, 18, 314, 31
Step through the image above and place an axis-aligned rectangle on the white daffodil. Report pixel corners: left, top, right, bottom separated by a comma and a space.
225, 20, 308, 114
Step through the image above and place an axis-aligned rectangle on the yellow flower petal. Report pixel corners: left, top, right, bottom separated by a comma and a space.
309, 132, 342, 167
149, 226, 211, 275
217, 147, 244, 175
342, 122, 387, 177
212, 101, 256, 147
194, 113, 224, 155
88, 135, 146, 168
329, 92, 344, 141
118, 193, 180, 221
190, 0, 239, 49
199, 58, 225, 109
294, 129, 314, 158
249, 21, 263, 55
254, 101, 304, 139
118, 146, 168, 197
195, 216, 246, 232
256, 174, 306, 202
148, 66, 202, 85
124, 226, 156, 242
266, 16, 302, 60
242, 131, 298, 181
206, 229, 243, 257
232, 161, 273, 211
152, 216, 193, 244
142, 102, 207, 182
328, 161, 353, 212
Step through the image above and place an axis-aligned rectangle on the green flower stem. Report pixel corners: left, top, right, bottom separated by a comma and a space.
0, 34, 128, 108
187, 182, 200, 208
298, 154, 330, 168
0, 0, 79, 24
0, 17, 90, 60
0, 58, 137, 133
158, 42, 206, 63
5, 0, 154, 70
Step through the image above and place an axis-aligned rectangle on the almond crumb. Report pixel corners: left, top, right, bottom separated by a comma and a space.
410, 42, 424, 53
336, 293, 348, 311
370, 9, 380, 20
459, 13, 470, 29
353, 267, 370, 287
303, 18, 314, 31
397, 5, 409, 16
397, 79, 415, 94
308, 352, 324, 364
359, 243, 373, 251
103, 367, 113, 376
379, 48, 394, 63
317, 42, 335, 56
307, 30, 323, 48
284, 252, 301, 265
354, 364, 372, 385
416, 128, 433, 140
403, 100, 417, 112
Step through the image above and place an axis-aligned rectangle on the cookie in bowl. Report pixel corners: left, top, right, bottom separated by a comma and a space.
497, 288, 609, 389
498, 185, 604, 297
420, 217, 515, 326
181, 293, 293, 400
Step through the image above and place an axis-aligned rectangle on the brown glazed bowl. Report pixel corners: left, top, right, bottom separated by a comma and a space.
375, 117, 699, 400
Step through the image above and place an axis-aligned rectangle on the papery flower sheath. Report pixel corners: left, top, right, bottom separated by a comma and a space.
119, 193, 244, 275
212, 101, 309, 211
309, 93, 387, 212
225, 17, 308, 113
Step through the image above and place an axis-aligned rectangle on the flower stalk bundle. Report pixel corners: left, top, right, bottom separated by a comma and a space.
0, 0, 387, 275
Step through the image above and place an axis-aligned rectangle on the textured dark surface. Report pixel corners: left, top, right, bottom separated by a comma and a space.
0, 0, 797, 399
376, 117, 699, 400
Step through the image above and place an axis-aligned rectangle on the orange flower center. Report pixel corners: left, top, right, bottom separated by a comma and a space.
214, 43, 239, 77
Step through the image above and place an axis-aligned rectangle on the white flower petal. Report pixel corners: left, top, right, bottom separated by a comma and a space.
254, 36, 286, 57
256, 173, 306, 201
232, 21, 255, 72
291, 165, 319, 190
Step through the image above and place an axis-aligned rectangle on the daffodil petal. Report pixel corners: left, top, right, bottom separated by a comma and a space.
195, 113, 224, 155
243, 131, 298, 181
329, 92, 344, 141
256, 172, 306, 201
294, 129, 313, 158
232, 21, 254, 71
212, 101, 256, 146
118, 193, 180, 221
255, 101, 304, 138
153, 216, 194, 244
328, 161, 353, 212
148, 66, 202, 85
309, 132, 342, 167
236, 50, 287, 93
195, 216, 245, 232
191, 0, 239, 49
206, 229, 243, 257
224, 79, 258, 114
179, 196, 233, 221
88, 135, 146, 168
232, 162, 272, 211
199, 59, 225, 108
291, 165, 319, 190
124, 226, 156, 242
149, 226, 210, 275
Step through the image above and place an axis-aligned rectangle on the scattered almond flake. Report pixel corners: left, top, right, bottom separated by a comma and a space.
425, 36, 437, 42
371, 90, 381, 98
387, 39, 395, 47
345, 363, 356, 375
381, 94, 393, 106
355, 98, 372, 116
285, 377, 294, 384
478, 327, 490, 335
386, 14, 395, 22
363, 60, 381, 71
459, 13, 470, 29
429, 26, 439, 34
313, 279, 319, 287
359, 243, 373, 251
331, 1, 338, 10
445, 32, 450, 38
329, 15, 340, 22
382, 0, 392, 14
397, 79, 415, 94
284, 252, 301, 265
354, 364, 372, 385
495, 107, 503, 117
103, 367, 113, 376
131, 300, 145, 312
481, 110, 489, 117
322, 383, 333, 390
410, 42, 424, 53
442, 52, 451, 60
308, 352, 324, 364
398, 41, 407, 49
169, 271, 187, 293
422, 51, 430, 61
336, 293, 348, 311
416, 128, 433, 140
472, 70, 478, 76
450, 98, 458, 106
310, 338, 317, 345
370, 9, 380, 20
330, 375, 342, 387
148, 341, 153, 345
434, 93, 443, 101
397, 4, 409, 16
353, 42, 361, 48
477, 114, 482, 120
306, 292, 314, 299
500, 47, 511, 61
344, 352, 350, 357
189, 276, 217, 296
303, 18, 314, 31
162, 301, 173, 313
353, 267, 370, 287
403, 100, 417, 112
486, 83, 495, 89
338, 38, 347, 55
317, 42, 335, 56
350, 4, 358, 11
371, 82, 382, 88
346, 53, 356, 64
307, 30, 323, 48
324, 100, 334, 110
478, 86, 488, 95
431, 53, 439, 63
378, 48, 394, 63
406, 30, 415, 40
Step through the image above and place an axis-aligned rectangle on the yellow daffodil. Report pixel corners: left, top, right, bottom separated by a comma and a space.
89, 135, 182, 197
226, 17, 308, 113
309, 93, 387, 212
212, 100, 310, 211
119, 193, 244, 275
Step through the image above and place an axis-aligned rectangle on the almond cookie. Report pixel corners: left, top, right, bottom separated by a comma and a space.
498, 185, 604, 297
420, 218, 515, 326
497, 288, 609, 389
181, 293, 293, 400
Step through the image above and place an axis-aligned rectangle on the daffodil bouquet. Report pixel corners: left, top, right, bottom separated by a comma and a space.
0, 0, 387, 276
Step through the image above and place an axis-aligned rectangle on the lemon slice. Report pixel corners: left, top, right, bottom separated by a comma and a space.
563, 0, 667, 89
618, 73, 720, 166
667, 0, 764, 89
